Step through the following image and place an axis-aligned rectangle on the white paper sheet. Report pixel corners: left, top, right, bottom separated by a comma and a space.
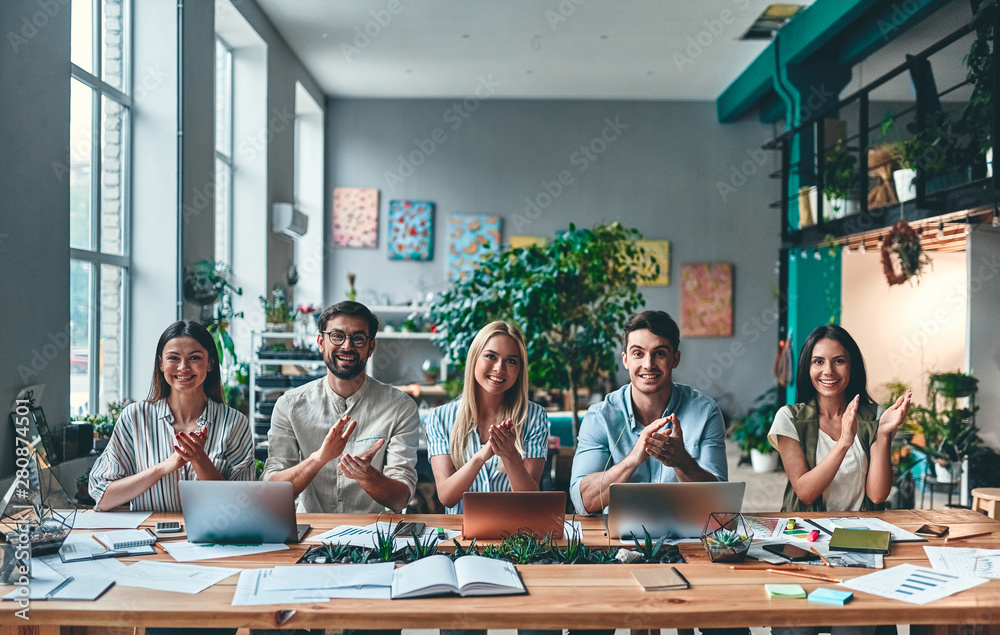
58, 532, 155, 562
306, 525, 409, 551
114, 561, 239, 594
162, 541, 289, 562
38, 552, 127, 579
72, 511, 152, 529
261, 562, 395, 592
840, 563, 987, 605
231, 569, 331, 606
925, 546, 1000, 578
0, 559, 115, 601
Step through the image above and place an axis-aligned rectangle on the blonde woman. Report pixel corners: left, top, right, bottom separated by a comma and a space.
425, 320, 550, 513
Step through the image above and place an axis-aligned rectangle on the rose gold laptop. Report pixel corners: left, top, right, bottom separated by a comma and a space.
461, 491, 566, 539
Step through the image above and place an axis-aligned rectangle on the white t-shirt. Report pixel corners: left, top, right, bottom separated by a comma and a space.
767, 405, 868, 511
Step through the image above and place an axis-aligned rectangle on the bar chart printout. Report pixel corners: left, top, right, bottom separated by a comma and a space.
841, 564, 988, 605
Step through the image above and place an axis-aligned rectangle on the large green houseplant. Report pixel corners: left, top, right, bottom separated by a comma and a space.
728, 387, 779, 472
430, 222, 658, 439
910, 371, 980, 484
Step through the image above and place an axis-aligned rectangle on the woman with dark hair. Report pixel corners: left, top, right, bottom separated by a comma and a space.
769, 324, 911, 513
89, 320, 254, 511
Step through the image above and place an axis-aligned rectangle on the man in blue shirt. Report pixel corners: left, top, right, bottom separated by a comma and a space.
570, 310, 729, 515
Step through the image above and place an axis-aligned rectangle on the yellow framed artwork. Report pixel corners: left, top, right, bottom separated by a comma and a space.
636, 239, 670, 286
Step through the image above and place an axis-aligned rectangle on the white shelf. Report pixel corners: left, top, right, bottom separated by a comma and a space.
257, 331, 299, 339
256, 358, 325, 364
376, 331, 439, 340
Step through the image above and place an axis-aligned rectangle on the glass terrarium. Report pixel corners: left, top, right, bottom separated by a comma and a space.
1, 449, 77, 574
701, 512, 753, 563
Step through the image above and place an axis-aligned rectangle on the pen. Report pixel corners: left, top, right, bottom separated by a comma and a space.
45, 576, 74, 599
671, 566, 691, 589
766, 568, 841, 583
945, 531, 992, 543
802, 518, 833, 536
810, 547, 831, 566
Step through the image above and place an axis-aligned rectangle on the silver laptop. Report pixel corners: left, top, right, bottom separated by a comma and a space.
179, 481, 311, 544
606, 481, 746, 540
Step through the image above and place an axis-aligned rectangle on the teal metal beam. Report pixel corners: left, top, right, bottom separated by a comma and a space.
717, 0, 947, 122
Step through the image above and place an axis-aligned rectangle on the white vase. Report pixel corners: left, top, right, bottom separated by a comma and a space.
750, 449, 779, 473
893, 169, 917, 202
934, 462, 960, 484
806, 187, 856, 221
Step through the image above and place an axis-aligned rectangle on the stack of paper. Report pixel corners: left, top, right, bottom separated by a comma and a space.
766, 584, 806, 599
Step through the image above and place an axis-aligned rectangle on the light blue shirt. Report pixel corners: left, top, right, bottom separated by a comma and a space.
425, 400, 550, 514
569, 382, 729, 515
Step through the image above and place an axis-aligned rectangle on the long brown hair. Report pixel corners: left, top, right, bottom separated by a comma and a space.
449, 321, 530, 469
147, 320, 224, 403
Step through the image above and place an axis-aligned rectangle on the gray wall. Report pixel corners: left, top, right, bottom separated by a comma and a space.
325, 99, 781, 416
966, 226, 1000, 449
0, 1, 72, 477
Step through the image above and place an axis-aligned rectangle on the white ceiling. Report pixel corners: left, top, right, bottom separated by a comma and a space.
253, 0, 971, 103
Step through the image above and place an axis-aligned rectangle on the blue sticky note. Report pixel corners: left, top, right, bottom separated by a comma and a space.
808, 588, 853, 605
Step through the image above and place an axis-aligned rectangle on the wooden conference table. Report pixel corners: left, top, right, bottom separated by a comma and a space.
1, 509, 999, 635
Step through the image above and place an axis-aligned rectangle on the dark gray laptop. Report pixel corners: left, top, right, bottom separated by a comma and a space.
179, 481, 311, 544
606, 481, 746, 540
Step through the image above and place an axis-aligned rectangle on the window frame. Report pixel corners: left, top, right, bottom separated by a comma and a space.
70, 0, 133, 413
214, 35, 235, 268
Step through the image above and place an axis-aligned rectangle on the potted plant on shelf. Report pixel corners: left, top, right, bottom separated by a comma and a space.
820, 139, 859, 220
260, 286, 293, 332
729, 387, 780, 473
910, 371, 980, 486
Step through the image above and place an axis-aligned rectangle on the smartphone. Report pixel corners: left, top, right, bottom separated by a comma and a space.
915, 524, 949, 538
391, 522, 426, 538
155, 520, 183, 533
763, 542, 816, 562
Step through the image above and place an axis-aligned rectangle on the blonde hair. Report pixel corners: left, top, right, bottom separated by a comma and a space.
449, 321, 530, 470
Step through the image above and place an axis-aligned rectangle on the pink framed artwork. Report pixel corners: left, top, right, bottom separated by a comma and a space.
332, 187, 378, 247
680, 263, 734, 337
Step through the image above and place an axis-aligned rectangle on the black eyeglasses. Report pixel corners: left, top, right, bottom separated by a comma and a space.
322, 330, 371, 348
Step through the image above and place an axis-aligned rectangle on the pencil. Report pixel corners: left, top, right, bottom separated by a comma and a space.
945, 531, 993, 543
766, 568, 842, 583
810, 547, 831, 566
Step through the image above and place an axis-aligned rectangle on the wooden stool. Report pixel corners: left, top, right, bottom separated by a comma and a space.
972, 488, 1000, 518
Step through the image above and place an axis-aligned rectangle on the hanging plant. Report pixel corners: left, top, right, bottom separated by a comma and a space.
881, 221, 931, 286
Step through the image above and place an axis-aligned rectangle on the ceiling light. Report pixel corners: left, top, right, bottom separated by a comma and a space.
740, 4, 804, 40
936, 222, 945, 240
859, 241, 866, 254
992, 208, 1000, 228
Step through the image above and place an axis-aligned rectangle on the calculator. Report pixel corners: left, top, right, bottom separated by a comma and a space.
155, 520, 183, 533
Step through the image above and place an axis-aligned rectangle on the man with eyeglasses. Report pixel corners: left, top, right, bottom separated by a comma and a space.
262, 301, 419, 514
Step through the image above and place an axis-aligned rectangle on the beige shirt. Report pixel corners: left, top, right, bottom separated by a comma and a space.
262, 375, 419, 513
768, 406, 868, 511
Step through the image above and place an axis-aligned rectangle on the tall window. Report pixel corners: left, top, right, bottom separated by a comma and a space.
70, 0, 131, 415
215, 37, 234, 267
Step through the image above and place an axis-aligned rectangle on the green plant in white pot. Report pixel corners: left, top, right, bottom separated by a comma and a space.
729, 387, 780, 473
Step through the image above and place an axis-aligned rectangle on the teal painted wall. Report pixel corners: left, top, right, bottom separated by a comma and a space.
785, 245, 842, 402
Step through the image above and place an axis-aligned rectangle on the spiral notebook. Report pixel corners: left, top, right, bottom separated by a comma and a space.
95, 529, 157, 550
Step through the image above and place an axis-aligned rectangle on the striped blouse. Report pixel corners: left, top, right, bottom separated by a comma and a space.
424, 400, 550, 514
89, 399, 255, 511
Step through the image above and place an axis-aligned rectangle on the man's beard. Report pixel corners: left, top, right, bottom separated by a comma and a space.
325, 349, 365, 380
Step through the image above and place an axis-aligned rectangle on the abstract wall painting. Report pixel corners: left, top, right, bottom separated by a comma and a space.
636, 240, 670, 286
332, 187, 378, 247
680, 263, 734, 337
447, 214, 502, 281
388, 200, 434, 261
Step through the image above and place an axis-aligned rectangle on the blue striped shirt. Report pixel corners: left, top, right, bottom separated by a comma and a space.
424, 400, 550, 514
89, 399, 255, 511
